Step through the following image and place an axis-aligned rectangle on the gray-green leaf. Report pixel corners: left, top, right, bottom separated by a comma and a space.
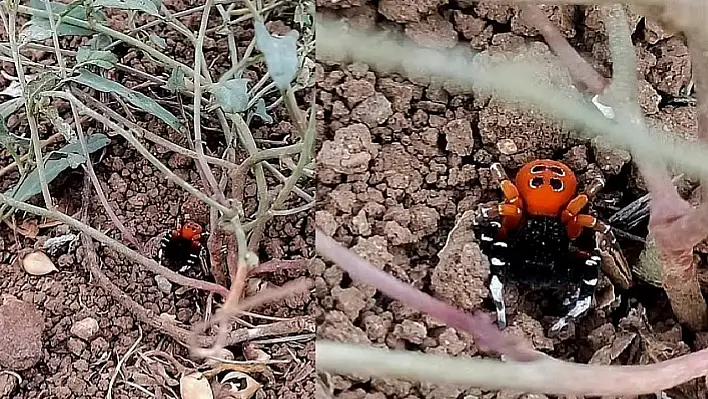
72, 69, 181, 131
22, 0, 99, 43
253, 21, 299, 91
149, 33, 166, 50
211, 79, 249, 114
41, 106, 75, 142
76, 46, 118, 69
252, 98, 272, 123
0, 98, 25, 119
165, 67, 185, 92
87, 34, 113, 50
4, 133, 111, 203
93, 0, 161, 16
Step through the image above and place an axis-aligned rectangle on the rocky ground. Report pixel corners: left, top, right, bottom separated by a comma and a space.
0, 1, 314, 398
314, 2, 704, 398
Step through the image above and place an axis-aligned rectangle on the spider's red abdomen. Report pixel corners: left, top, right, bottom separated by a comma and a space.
515, 159, 578, 217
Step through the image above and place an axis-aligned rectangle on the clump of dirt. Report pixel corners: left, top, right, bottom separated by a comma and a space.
316, 1, 699, 398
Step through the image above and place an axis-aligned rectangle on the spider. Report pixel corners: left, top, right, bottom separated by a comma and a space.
157, 218, 210, 279
472, 159, 621, 332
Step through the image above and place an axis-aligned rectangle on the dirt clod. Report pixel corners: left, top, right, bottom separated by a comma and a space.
591, 136, 631, 175
431, 213, 489, 310
443, 119, 474, 156
405, 14, 459, 48
0, 373, 18, 398
0, 296, 44, 371
70, 317, 100, 341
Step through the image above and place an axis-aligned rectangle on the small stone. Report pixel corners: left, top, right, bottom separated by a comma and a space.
73, 359, 89, 372
0, 370, 19, 397
393, 320, 427, 344
405, 13, 458, 48
155, 275, 173, 294
591, 136, 631, 175
351, 93, 393, 128
70, 317, 100, 341
0, 296, 44, 370
383, 221, 415, 245
496, 138, 518, 155
332, 287, 367, 320
442, 119, 474, 156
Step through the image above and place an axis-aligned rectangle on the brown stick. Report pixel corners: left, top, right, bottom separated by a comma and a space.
85, 234, 313, 347
519, 4, 609, 94
0, 193, 230, 297
250, 259, 309, 275
207, 230, 229, 287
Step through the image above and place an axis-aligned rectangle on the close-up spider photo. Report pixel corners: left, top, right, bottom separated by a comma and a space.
314, 1, 708, 398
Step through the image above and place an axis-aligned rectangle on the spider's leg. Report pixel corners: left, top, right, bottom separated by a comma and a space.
550, 250, 601, 332
473, 218, 512, 329
179, 241, 202, 274
157, 232, 171, 264
490, 163, 524, 231
198, 244, 210, 276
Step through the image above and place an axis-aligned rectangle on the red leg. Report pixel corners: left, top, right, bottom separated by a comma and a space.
561, 178, 605, 223
477, 203, 523, 236
489, 163, 524, 232
560, 177, 604, 224
566, 214, 611, 239
491, 163, 524, 208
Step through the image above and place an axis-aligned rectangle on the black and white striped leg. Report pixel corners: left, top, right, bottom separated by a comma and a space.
474, 219, 512, 329
180, 249, 200, 273
551, 252, 601, 332
157, 232, 171, 265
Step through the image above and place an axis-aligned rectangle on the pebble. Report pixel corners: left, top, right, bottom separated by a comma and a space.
155, 275, 173, 294
70, 317, 99, 341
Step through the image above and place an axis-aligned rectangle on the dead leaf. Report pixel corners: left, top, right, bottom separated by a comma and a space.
180, 371, 214, 399
21, 250, 57, 275
217, 371, 261, 399
18, 219, 39, 238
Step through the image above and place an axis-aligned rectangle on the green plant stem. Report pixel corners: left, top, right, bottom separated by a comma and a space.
43, 90, 232, 216
128, 0, 283, 35
1, 4, 54, 210
68, 89, 141, 250
41, 0, 67, 78
262, 161, 314, 202
0, 132, 62, 178
192, 0, 226, 205
238, 96, 315, 236
73, 89, 239, 170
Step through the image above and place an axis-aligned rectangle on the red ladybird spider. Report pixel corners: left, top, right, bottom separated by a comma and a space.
472, 159, 625, 332
157, 218, 210, 279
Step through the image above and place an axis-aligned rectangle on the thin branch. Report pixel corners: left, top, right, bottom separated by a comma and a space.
519, 4, 608, 95
0, 192, 230, 297
68, 90, 141, 250
317, 340, 708, 396
74, 89, 240, 170
1, 4, 53, 210
42, 90, 232, 216
40, 0, 67, 78
15, 4, 199, 79
316, 230, 537, 361
0, 133, 63, 178
191, 0, 227, 205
